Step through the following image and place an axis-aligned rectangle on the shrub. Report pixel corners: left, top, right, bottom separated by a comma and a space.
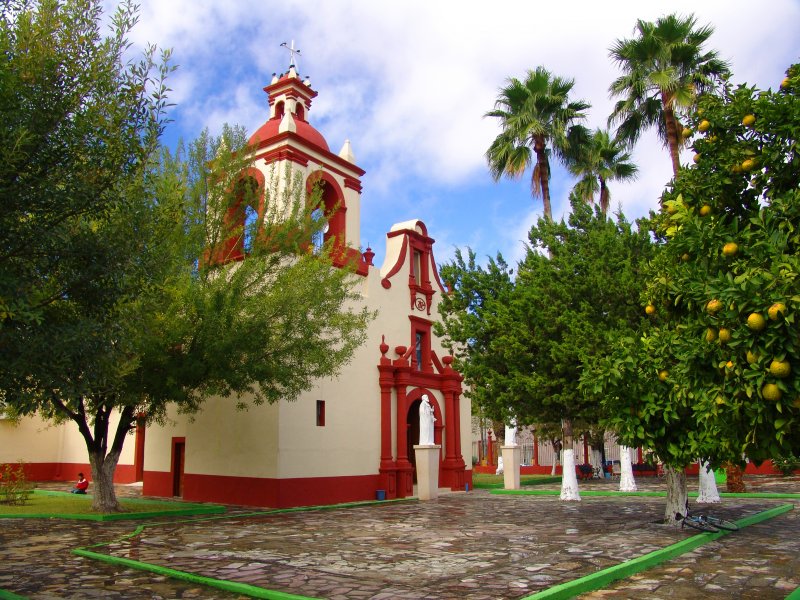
0, 462, 33, 505
773, 454, 800, 476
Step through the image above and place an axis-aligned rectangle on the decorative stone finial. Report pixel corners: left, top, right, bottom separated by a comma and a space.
338, 139, 356, 163
279, 110, 296, 133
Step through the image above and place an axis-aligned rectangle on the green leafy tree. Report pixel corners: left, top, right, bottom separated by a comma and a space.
608, 13, 730, 177
436, 250, 515, 417
485, 66, 590, 219
0, 1, 371, 512
583, 65, 800, 521
567, 128, 638, 215
438, 199, 653, 498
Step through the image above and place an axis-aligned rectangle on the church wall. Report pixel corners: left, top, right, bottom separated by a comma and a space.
1, 413, 136, 483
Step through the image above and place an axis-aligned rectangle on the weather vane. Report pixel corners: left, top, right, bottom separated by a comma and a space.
280, 40, 301, 71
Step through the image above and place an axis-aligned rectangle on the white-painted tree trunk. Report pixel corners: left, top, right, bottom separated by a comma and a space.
697, 460, 721, 503
619, 446, 637, 492
551, 456, 559, 476
560, 448, 581, 501
590, 448, 603, 473
664, 465, 688, 524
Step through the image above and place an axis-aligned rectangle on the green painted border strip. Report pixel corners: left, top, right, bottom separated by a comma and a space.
73, 548, 320, 600
0, 505, 225, 520
785, 586, 800, 599
492, 489, 800, 499
0, 489, 226, 520
522, 503, 794, 600
0, 589, 27, 600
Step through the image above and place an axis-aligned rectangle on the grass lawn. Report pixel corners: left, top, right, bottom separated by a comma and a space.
0, 490, 224, 520
472, 473, 561, 488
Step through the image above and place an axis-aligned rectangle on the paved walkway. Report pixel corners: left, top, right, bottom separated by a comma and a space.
0, 476, 798, 599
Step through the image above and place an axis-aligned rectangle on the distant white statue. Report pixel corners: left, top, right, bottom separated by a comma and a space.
418, 394, 436, 445
495, 455, 504, 475
504, 420, 518, 446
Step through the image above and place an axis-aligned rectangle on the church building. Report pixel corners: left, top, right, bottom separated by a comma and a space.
0, 63, 472, 508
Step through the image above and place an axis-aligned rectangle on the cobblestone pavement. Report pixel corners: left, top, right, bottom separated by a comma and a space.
0, 476, 797, 599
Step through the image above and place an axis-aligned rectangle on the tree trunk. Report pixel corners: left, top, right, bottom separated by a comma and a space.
725, 462, 746, 492
664, 465, 688, 524
559, 419, 580, 501
619, 445, 637, 492
697, 460, 721, 503
599, 178, 609, 215
534, 138, 552, 220
661, 93, 681, 178
550, 438, 562, 476
89, 448, 124, 512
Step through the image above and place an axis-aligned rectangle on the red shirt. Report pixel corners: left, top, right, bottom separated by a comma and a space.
75, 478, 89, 491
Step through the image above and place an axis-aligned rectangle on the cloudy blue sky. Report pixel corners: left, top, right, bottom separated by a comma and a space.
122, 0, 799, 268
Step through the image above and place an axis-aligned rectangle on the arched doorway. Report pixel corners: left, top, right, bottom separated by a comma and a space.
407, 398, 421, 482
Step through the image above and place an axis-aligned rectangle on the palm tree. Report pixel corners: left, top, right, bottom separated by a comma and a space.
568, 129, 638, 215
486, 66, 590, 220
608, 13, 730, 177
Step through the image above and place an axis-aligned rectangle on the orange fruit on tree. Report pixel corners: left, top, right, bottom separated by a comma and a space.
699, 204, 712, 217
746, 350, 759, 364
742, 114, 756, 127
693, 153, 701, 164
698, 119, 711, 132
645, 304, 656, 316
722, 242, 739, 257
718, 328, 732, 343
742, 158, 756, 171
706, 299, 723, 314
768, 302, 787, 320
705, 328, 718, 343
681, 253, 690, 262
747, 313, 766, 331
769, 360, 791, 378
781, 77, 790, 89
762, 383, 782, 402
658, 370, 669, 382
682, 127, 692, 138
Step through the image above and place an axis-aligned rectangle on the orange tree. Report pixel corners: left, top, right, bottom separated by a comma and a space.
582, 64, 800, 520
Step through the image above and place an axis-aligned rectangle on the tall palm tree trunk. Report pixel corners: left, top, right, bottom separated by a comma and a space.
599, 178, 609, 215
534, 142, 552, 220
662, 94, 681, 177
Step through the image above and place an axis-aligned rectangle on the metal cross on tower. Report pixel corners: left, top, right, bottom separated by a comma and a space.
280, 40, 301, 71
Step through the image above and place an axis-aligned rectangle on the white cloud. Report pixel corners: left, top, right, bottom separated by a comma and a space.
125, 0, 799, 263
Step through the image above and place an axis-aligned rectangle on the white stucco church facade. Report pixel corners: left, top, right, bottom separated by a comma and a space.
0, 65, 472, 508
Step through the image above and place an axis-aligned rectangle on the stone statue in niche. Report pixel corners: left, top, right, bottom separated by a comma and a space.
418, 394, 436, 445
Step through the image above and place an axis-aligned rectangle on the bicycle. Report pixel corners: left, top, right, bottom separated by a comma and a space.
676, 500, 740, 533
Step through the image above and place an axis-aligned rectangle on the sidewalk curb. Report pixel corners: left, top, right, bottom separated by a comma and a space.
521, 503, 794, 600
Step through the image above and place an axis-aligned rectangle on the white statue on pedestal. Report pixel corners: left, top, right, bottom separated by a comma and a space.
697, 459, 721, 503
505, 419, 518, 446
418, 394, 436, 445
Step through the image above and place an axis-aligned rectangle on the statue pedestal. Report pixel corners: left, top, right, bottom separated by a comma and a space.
501, 445, 521, 490
413, 445, 441, 500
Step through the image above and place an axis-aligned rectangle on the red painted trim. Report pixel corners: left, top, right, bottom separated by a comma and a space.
264, 77, 318, 106
253, 133, 365, 177
134, 422, 145, 482
344, 177, 362, 192
145, 471, 388, 508
3, 462, 136, 483
381, 235, 409, 289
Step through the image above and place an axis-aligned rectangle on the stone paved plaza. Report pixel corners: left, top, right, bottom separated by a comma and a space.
0, 476, 798, 599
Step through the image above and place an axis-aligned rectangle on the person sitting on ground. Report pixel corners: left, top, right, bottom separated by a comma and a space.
71, 473, 89, 494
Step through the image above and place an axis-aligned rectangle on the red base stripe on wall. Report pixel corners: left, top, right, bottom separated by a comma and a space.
144, 471, 475, 508
2, 462, 137, 484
